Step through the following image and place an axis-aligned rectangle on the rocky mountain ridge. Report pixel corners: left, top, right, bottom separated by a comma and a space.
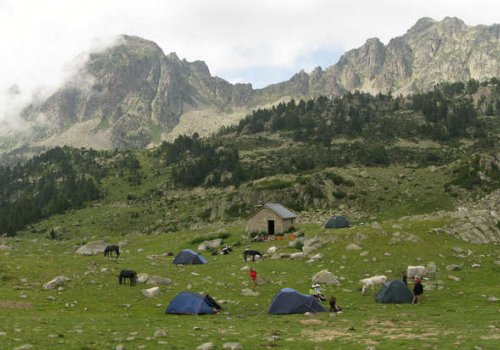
1, 17, 499, 157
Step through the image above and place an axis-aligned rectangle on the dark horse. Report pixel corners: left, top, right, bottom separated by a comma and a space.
243, 249, 263, 262
118, 270, 137, 286
104, 244, 120, 258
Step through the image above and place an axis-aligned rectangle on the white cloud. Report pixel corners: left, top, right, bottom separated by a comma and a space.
0, 0, 498, 122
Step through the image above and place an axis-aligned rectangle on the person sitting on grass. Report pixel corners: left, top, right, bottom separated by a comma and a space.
329, 296, 343, 313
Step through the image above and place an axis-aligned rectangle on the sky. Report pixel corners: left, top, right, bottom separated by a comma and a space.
0, 0, 499, 124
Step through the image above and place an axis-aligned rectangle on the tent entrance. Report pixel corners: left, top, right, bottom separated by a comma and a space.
267, 220, 275, 234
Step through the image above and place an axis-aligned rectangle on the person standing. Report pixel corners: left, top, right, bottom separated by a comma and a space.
401, 271, 408, 285
412, 277, 424, 304
249, 268, 257, 290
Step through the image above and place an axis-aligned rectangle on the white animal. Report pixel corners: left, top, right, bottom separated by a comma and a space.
359, 275, 387, 294
407, 265, 426, 279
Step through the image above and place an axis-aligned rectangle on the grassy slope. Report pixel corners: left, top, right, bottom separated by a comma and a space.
0, 217, 498, 349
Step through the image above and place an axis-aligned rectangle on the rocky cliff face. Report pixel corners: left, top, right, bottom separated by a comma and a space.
259, 17, 499, 98
16, 35, 255, 150
3, 17, 499, 153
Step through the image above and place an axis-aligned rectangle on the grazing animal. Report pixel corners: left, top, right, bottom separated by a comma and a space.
359, 275, 387, 294
243, 249, 263, 262
104, 244, 120, 258
118, 270, 137, 286
407, 265, 427, 279
222, 245, 232, 255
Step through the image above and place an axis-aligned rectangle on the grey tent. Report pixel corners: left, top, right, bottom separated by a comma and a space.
173, 249, 207, 265
268, 288, 326, 314
165, 292, 221, 315
376, 280, 413, 303
324, 216, 351, 229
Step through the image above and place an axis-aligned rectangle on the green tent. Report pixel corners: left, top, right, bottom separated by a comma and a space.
376, 280, 413, 303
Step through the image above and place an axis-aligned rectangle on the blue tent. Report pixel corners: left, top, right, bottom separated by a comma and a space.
173, 249, 208, 265
324, 216, 351, 229
376, 280, 413, 303
165, 292, 220, 315
268, 288, 326, 314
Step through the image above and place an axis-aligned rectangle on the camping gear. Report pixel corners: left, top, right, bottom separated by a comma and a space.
268, 288, 327, 314
375, 279, 413, 303
173, 249, 207, 265
324, 216, 351, 229
165, 292, 220, 315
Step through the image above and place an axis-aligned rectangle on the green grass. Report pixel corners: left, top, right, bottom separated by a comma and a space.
1, 218, 498, 349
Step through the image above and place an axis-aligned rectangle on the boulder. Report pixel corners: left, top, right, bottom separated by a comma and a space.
426, 262, 438, 274
312, 270, 341, 286
241, 288, 259, 296
198, 239, 223, 251
197, 342, 215, 350
223, 343, 242, 350
137, 273, 149, 283
146, 276, 172, 285
471, 263, 481, 269
142, 287, 161, 298
448, 275, 461, 282
0, 244, 11, 251
290, 252, 304, 260
446, 264, 462, 271
43, 276, 70, 290
302, 237, 323, 255
267, 246, 278, 254
345, 243, 362, 251
75, 241, 107, 255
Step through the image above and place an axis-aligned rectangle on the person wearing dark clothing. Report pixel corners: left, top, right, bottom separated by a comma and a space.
401, 271, 408, 285
412, 277, 424, 304
329, 296, 342, 312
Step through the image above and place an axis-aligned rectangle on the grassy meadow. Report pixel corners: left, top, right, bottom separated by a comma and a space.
0, 217, 499, 350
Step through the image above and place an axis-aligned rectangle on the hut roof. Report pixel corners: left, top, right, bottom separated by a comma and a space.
248, 203, 297, 219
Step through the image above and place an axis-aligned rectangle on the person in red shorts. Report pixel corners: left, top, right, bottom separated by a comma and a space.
249, 268, 257, 290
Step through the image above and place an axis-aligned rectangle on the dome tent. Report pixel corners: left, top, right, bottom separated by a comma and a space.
268, 288, 326, 314
165, 292, 221, 315
375, 280, 413, 303
173, 249, 207, 265
324, 216, 351, 229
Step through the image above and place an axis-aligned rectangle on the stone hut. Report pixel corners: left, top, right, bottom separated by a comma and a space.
246, 203, 297, 235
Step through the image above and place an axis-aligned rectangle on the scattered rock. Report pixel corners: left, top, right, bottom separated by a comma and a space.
241, 289, 259, 296
290, 252, 304, 260
471, 263, 481, 269
222, 342, 242, 350
448, 275, 461, 282
345, 243, 362, 251
137, 273, 149, 283
426, 262, 438, 274
43, 276, 70, 290
0, 244, 11, 251
146, 276, 172, 285
197, 342, 215, 350
198, 239, 223, 251
267, 246, 278, 254
487, 296, 498, 302
446, 264, 462, 271
452, 247, 464, 254
13, 345, 33, 350
302, 236, 324, 255
75, 241, 107, 255
359, 251, 369, 256
154, 329, 167, 338
306, 253, 323, 263
142, 287, 161, 298
371, 222, 382, 229
312, 270, 341, 286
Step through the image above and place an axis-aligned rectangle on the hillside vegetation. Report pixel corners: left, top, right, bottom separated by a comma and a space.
1, 80, 499, 237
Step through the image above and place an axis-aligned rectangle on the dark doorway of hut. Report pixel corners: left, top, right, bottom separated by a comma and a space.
268, 220, 275, 234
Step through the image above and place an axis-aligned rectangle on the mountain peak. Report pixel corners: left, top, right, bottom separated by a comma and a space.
408, 17, 437, 33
